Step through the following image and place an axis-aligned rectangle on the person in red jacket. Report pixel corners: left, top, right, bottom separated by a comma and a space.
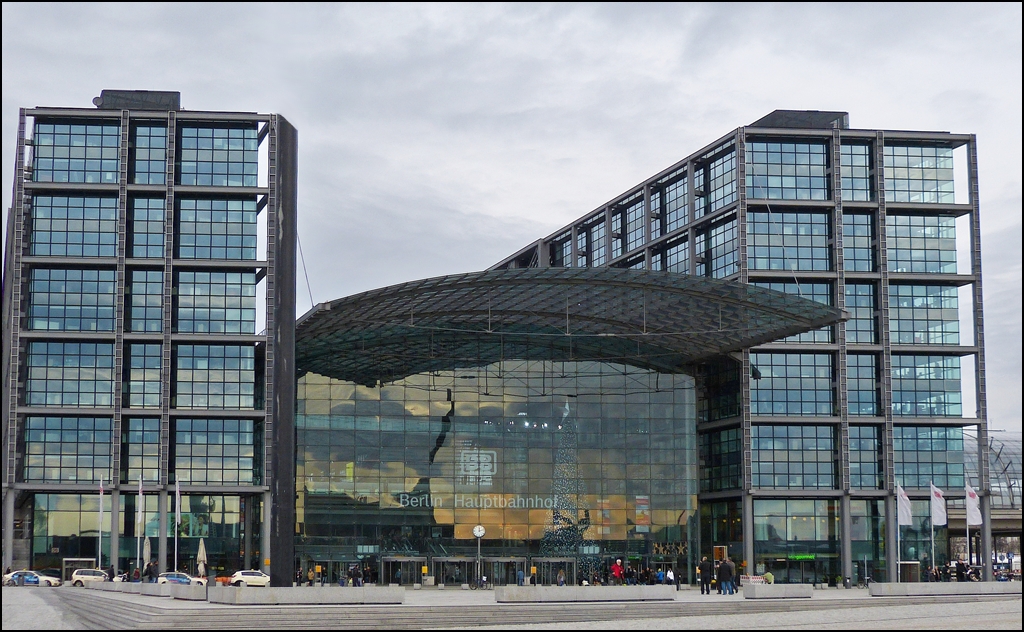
611, 559, 624, 585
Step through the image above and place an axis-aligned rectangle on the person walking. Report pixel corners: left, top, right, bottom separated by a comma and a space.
611, 559, 624, 585
699, 557, 713, 595
717, 557, 733, 595
726, 557, 737, 594
307, 567, 315, 586
517, 568, 525, 586
557, 568, 566, 586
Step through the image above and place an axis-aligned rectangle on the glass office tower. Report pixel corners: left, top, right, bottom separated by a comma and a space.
492, 110, 992, 583
2, 91, 297, 584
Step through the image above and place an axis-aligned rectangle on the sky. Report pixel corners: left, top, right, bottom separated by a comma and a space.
2, 3, 1021, 431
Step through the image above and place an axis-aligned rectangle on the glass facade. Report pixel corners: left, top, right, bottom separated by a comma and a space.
22, 417, 113, 483
745, 141, 828, 201
886, 215, 956, 273
695, 218, 738, 278
894, 426, 965, 489
890, 285, 959, 345
30, 195, 118, 257
296, 361, 697, 583
847, 354, 879, 416
173, 344, 258, 410
751, 425, 836, 489
32, 494, 118, 571
840, 144, 872, 202
178, 125, 258, 187
850, 500, 886, 583
173, 418, 261, 485
27, 268, 116, 332
701, 148, 737, 215
750, 281, 832, 343
129, 198, 165, 258
131, 124, 167, 185
845, 284, 877, 344
891, 355, 962, 417
884, 145, 954, 204
25, 342, 115, 407
125, 344, 162, 409
122, 418, 160, 483
175, 271, 257, 334
128, 269, 163, 333
753, 499, 840, 584
747, 211, 831, 271
749, 352, 834, 416
898, 499, 949, 570
842, 213, 875, 271
32, 121, 120, 184
699, 427, 741, 493
849, 426, 883, 489
177, 198, 258, 260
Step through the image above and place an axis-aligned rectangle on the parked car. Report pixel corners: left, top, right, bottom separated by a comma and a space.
157, 571, 206, 586
3, 570, 62, 586
229, 570, 270, 587
70, 568, 110, 586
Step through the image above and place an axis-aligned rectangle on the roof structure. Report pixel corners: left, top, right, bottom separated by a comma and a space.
295, 268, 846, 386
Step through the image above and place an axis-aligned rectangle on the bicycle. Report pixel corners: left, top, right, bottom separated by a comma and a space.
469, 575, 488, 590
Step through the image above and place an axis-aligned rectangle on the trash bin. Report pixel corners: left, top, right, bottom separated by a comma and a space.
17, 574, 24, 586
844, 576, 851, 589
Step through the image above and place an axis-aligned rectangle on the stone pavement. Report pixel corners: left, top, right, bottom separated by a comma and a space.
2, 583, 1020, 630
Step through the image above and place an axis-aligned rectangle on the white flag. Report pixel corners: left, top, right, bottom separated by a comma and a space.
930, 482, 947, 526
897, 484, 913, 526
175, 480, 182, 525
137, 477, 144, 526
965, 484, 982, 526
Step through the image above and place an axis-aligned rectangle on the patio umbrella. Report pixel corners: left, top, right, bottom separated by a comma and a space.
143, 537, 152, 571
197, 537, 208, 578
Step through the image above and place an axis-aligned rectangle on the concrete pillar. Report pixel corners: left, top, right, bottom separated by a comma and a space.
840, 494, 853, 585
110, 490, 120, 573
885, 494, 898, 582
243, 495, 253, 570
3, 489, 14, 570
742, 492, 754, 576
158, 490, 168, 573
981, 494, 993, 581
262, 490, 272, 575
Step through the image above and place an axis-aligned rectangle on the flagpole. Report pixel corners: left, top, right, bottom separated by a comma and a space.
136, 478, 143, 580
896, 517, 901, 583
98, 476, 104, 570
174, 480, 179, 572
930, 481, 935, 581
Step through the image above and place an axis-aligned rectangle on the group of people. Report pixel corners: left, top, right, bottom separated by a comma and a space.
606, 559, 678, 586
297, 565, 371, 586
697, 556, 738, 595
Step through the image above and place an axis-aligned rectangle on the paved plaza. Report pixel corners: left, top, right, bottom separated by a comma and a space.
2, 584, 1020, 630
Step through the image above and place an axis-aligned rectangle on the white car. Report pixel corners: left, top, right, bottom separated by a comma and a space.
3, 570, 62, 586
229, 570, 270, 587
157, 571, 206, 586
70, 568, 109, 586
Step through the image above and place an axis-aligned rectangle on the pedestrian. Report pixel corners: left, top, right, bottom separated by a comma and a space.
557, 568, 566, 586
666, 567, 675, 589
517, 568, 525, 586
296, 568, 302, 585
307, 567, 314, 586
656, 568, 665, 584
699, 557, 713, 595
611, 559, 624, 585
726, 557, 737, 593
133, 566, 141, 582
717, 557, 734, 595
107, 565, 115, 581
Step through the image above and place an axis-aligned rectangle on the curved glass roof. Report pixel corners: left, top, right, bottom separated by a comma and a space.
295, 267, 845, 386
966, 430, 1022, 510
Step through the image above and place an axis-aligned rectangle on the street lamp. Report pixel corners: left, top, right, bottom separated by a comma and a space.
473, 525, 485, 587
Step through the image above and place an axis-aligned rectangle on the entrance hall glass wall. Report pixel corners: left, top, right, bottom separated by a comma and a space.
295, 360, 698, 585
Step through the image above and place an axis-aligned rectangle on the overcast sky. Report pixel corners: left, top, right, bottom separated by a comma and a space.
2, 3, 1021, 431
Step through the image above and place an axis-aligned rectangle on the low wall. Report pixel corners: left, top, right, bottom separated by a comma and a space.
869, 581, 1022, 597
495, 585, 676, 603
169, 584, 208, 601
206, 585, 405, 605
139, 583, 173, 597
85, 582, 121, 592
743, 584, 814, 599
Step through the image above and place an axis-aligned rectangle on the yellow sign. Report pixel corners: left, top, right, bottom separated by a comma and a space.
530, 566, 537, 575
315, 565, 322, 573
264, 558, 270, 566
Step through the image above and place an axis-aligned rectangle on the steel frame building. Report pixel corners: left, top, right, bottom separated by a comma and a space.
2, 91, 297, 585
492, 110, 993, 582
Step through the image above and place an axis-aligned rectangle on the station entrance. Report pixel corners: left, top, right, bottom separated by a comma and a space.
534, 557, 576, 586
482, 557, 528, 586
381, 556, 426, 586
432, 556, 475, 586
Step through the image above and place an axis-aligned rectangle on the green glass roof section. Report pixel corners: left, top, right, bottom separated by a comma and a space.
295, 267, 846, 386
